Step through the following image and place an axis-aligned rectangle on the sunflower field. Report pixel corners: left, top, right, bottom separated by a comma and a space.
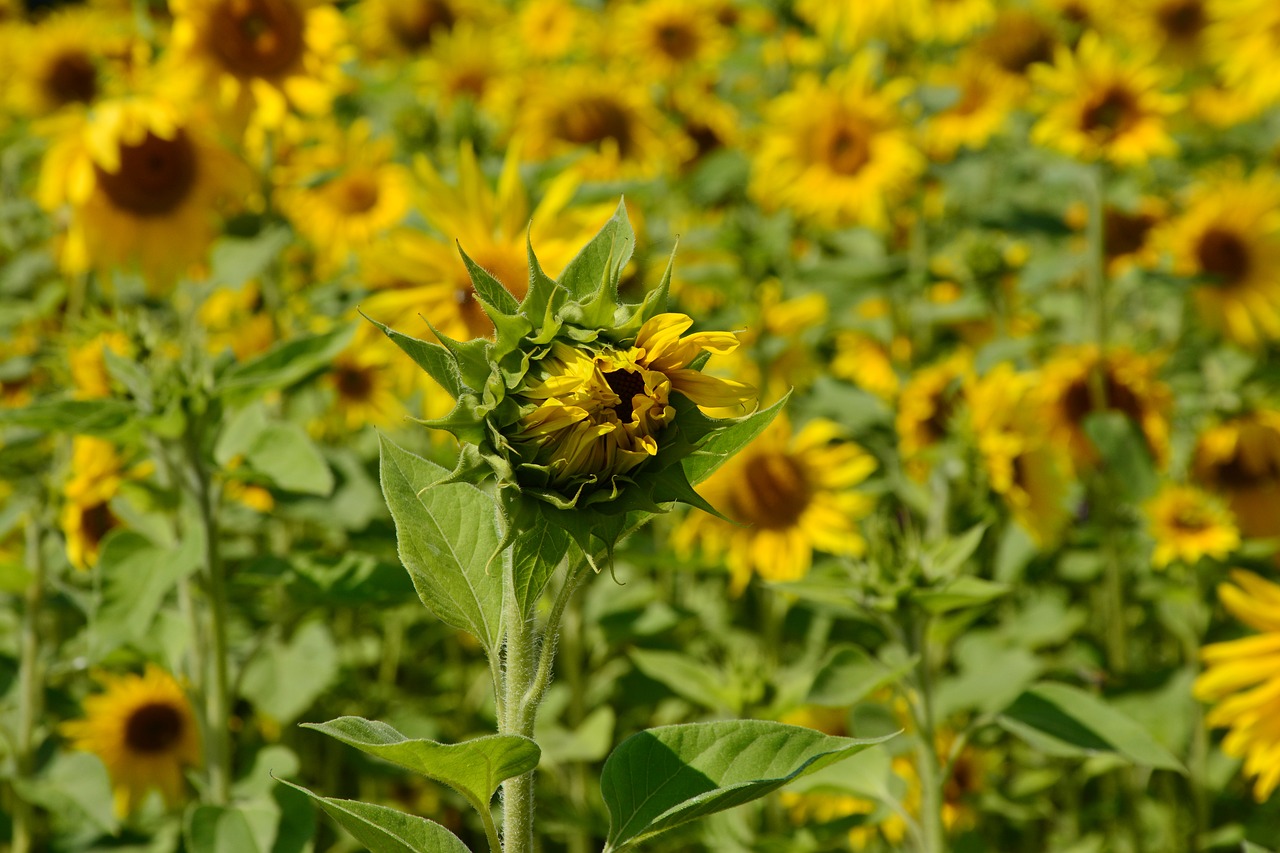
6, 0, 1280, 851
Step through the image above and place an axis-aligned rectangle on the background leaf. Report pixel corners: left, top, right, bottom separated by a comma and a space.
276, 779, 472, 853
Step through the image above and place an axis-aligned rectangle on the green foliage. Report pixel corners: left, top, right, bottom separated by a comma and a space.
277, 780, 472, 853
599, 721, 897, 852
88, 529, 200, 660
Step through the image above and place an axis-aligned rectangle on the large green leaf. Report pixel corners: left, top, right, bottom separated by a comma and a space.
683, 395, 789, 486
998, 682, 1185, 772
276, 779, 471, 853
302, 717, 539, 816
90, 530, 200, 660
806, 646, 914, 708
600, 720, 894, 852
628, 649, 739, 712
217, 327, 352, 402
508, 509, 572, 619
379, 435, 504, 651
216, 406, 334, 495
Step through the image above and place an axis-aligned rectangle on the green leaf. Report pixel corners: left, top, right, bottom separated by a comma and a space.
998, 682, 1185, 773
103, 348, 152, 409
240, 620, 339, 725
248, 423, 334, 496
1083, 412, 1158, 502
557, 199, 634, 303
806, 646, 914, 707
912, 576, 1010, 615
276, 779, 471, 853
218, 327, 353, 402
379, 435, 504, 652
508, 507, 572, 619
683, 395, 789, 486
0, 398, 135, 435
302, 716, 539, 815
363, 314, 463, 399
921, 523, 988, 581
208, 226, 292, 288
91, 530, 201, 660
629, 648, 739, 712
458, 245, 521, 316
600, 720, 895, 852
187, 802, 280, 853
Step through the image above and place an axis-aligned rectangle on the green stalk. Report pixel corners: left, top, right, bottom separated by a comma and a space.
561, 597, 591, 853
908, 613, 946, 853
501, 549, 536, 853
12, 512, 48, 853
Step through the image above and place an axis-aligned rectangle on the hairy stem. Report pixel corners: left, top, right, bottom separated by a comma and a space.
12, 512, 48, 853
501, 549, 536, 853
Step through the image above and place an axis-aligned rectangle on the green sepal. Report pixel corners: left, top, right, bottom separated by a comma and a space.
557, 199, 634, 303
414, 395, 489, 446
458, 244, 521, 316
521, 233, 566, 336
614, 241, 675, 339
422, 319, 492, 394
362, 313, 462, 400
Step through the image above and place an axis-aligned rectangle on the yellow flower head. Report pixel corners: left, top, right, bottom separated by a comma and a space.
513, 313, 753, 486
62, 665, 202, 816
1207, 0, 1280, 112
36, 96, 246, 286
1030, 31, 1183, 165
1195, 570, 1280, 800
897, 352, 973, 480
1144, 483, 1240, 568
60, 436, 126, 570
752, 60, 923, 231
1163, 167, 1280, 347
675, 417, 876, 594
612, 0, 730, 79
1192, 411, 1280, 543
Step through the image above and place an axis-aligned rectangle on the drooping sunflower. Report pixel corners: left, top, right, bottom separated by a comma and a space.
1192, 411, 1280, 543
1194, 570, 1280, 801
613, 0, 729, 80
1030, 31, 1183, 165
897, 352, 972, 480
752, 61, 923, 231
60, 436, 126, 570
1207, 0, 1280, 112
968, 364, 1073, 546
36, 96, 246, 286
1037, 345, 1172, 471
1163, 168, 1280, 347
675, 417, 876, 594
360, 144, 613, 341
512, 313, 754, 487
167, 0, 348, 127
515, 67, 689, 180
275, 120, 412, 271
62, 665, 202, 816
922, 55, 1018, 161
1144, 483, 1240, 568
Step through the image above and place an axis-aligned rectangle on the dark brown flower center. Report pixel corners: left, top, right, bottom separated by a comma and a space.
43, 49, 98, 107
95, 130, 197, 217
1156, 0, 1205, 41
604, 368, 646, 423
1104, 208, 1157, 260
819, 120, 870, 176
1196, 227, 1251, 286
209, 0, 305, 78
1171, 507, 1211, 532
653, 21, 699, 61
1061, 369, 1148, 449
731, 453, 811, 530
81, 501, 117, 549
334, 364, 375, 401
390, 0, 455, 50
1080, 86, 1140, 140
333, 174, 380, 215
124, 701, 185, 753
554, 96, 635, 156
981, 12, 1055, 74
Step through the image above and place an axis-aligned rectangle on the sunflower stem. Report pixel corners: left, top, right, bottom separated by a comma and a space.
185, 425, 233, 806
501, 547, 536, 853
908, 611, 947, 853
12, 509, 48, 853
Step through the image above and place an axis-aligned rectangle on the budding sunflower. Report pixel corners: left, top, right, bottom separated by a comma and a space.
369, 200, 764, 561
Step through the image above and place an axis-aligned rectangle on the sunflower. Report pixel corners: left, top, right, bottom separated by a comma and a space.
323, 335, 409, 432
667, 82, 741, 167
515, 67, 691, 180
167, 0, 348, 128
1163, 168, 1280, 347
512, 313, 754, 486
4, 8, 134, 117
355, 0, 480, 58
60, 436, 126, 570
1115, 0, 1214, 63
792, 0, 898, 51
968, 364, 1073, 546
922, 55, 1018, 161
62, 665, 201, 816
675, 417, 876, 594
1030, 31, 1182, 166
360, 144, 612, 341
1065, 196, 1166, 277
1144, 484, 1240, 568
901, 0, 995, 45
68, 330, 132, 399
1194, 570, 1280, 801
516, 0, 588, 62
1207, 0, 1280, 112
751, 61, 923, 231
1192, 411, 1280, 543
897, 352, 972, 480
414, 20, 517, 114
36, 96, 245, 286
1037, 345, 1172, 471
613, 0, 728, 80
977, 9, 1058, 83
831, 332, 900, 401
276, 120, 412, 271
199, 282, 276, 361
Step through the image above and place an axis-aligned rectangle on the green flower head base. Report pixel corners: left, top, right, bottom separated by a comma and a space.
367, 200, 768, 564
